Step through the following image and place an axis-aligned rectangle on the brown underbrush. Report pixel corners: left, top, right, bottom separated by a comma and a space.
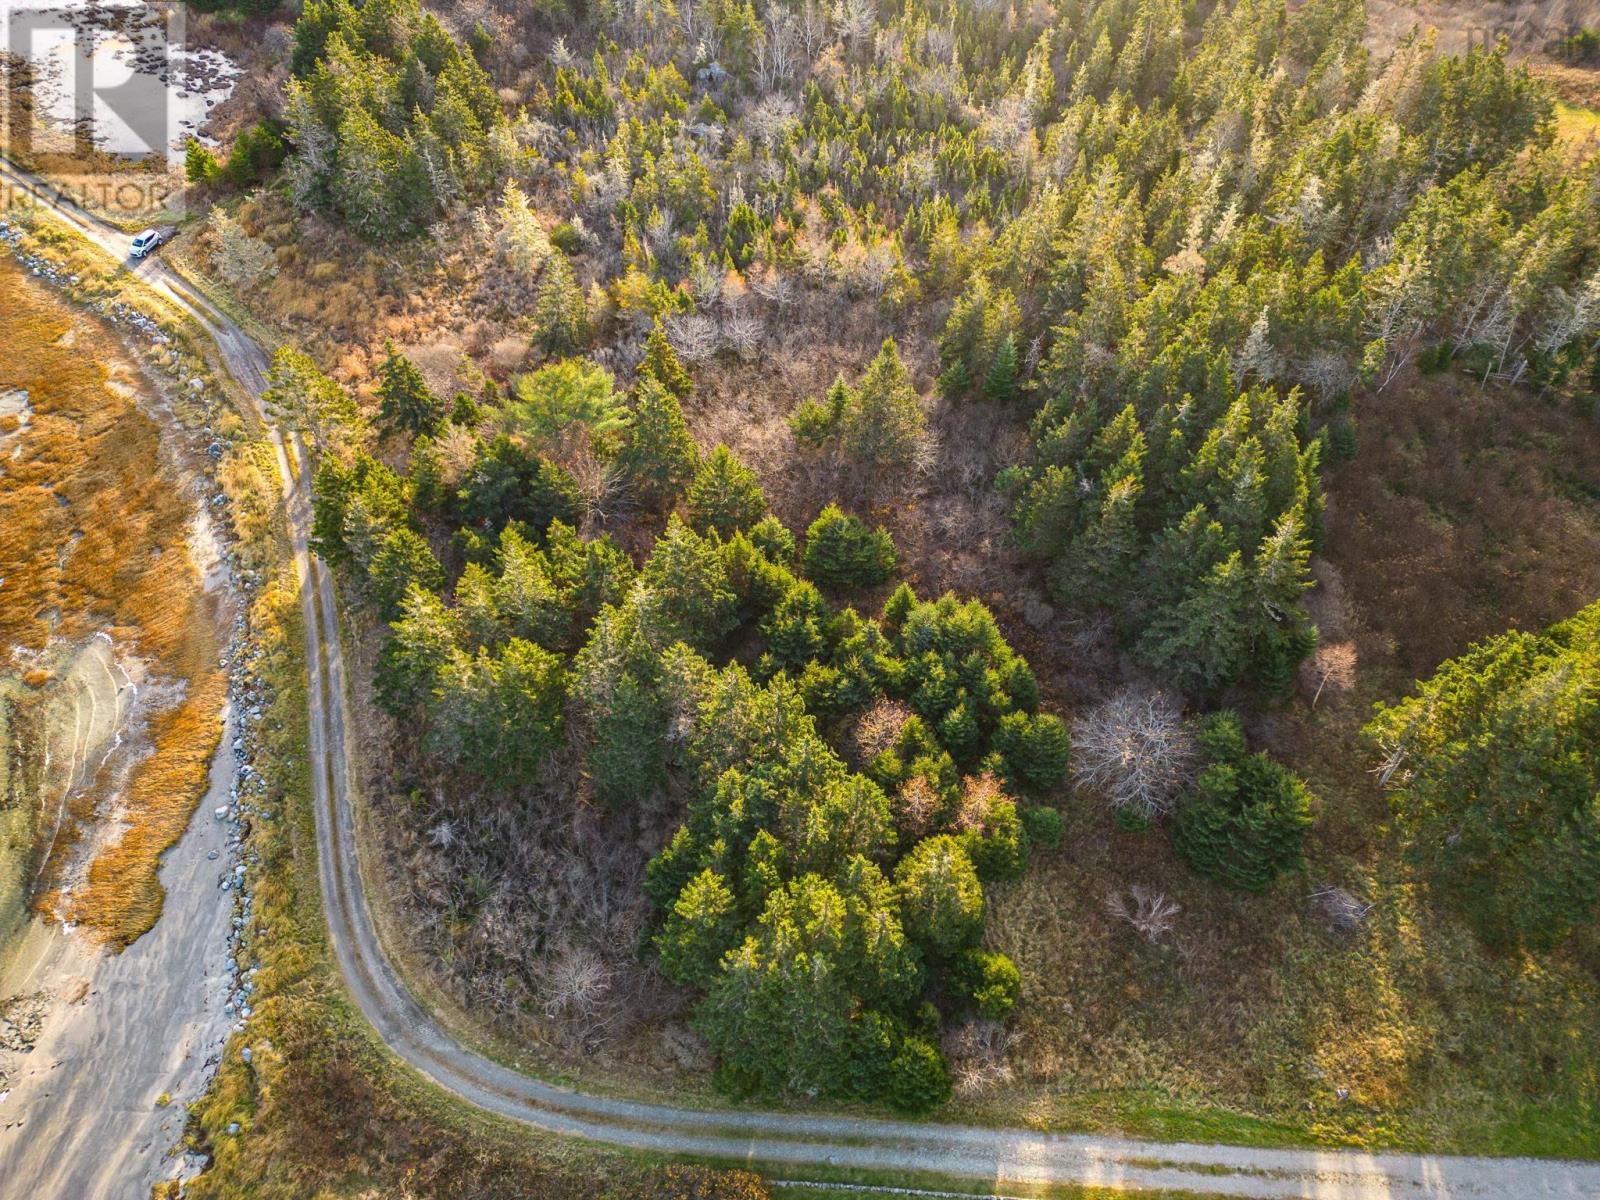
968, 371, 1600, 1154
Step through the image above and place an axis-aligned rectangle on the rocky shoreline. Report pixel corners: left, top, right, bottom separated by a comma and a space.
18, 1, 240, 156
0, 217, 270, 1191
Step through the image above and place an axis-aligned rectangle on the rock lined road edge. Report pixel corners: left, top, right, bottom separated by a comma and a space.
5, 155, 1598, 1200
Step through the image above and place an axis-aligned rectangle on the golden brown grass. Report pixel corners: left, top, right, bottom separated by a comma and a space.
1325, 374, 1600, 679
1, 257, 226, 947
66, 672, 227, 946
958, 371, 1600, 1156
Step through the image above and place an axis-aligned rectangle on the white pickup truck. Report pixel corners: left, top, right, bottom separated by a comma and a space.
130, 226, 175, 258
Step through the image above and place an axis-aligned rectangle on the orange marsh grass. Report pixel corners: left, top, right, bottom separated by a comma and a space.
2, 257, 227, 947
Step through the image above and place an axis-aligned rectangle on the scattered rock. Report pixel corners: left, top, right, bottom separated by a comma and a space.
0, 991, 51, 1086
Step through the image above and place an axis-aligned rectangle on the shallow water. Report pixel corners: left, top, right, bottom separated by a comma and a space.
2, 0, 239, 162
0, 250, 237, 1199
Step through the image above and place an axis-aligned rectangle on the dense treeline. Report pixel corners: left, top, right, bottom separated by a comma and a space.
302, 337, 1069, 1107
264, 0, 1600, 1115
1368, 601, 1600, 952
284, 0, 510, 233
278, 0, 1600, 697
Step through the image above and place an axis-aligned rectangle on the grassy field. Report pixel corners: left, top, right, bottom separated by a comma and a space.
945, 371, 1600, 1158
1555, 101, 1600, 145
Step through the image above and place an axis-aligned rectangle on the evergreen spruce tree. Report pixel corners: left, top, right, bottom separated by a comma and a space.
841, 339, 926, 466
641, 316, 694, 399
368, 527, 444, 621
802, 504, 898, 589
790, 374, 850, 448
655, 868, 739, 985
1172, 713, 1314, 892
894, 835, 984, 960
1134, 550, 1254, 696
376, 341, 445, 438
981, 333, 1020, 402
263, 345, 359, 457
882, 582, 918, 634
1055, 473, 1141, 608
185, 138, 221, 184
936, 277, 990, 398
686, 445, 768, 538
534, 250, 590, 353
1366, 601, 1600, 950
619, 378, 699, 509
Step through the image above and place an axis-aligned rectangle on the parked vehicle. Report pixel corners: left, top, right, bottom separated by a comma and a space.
130, 227, 174, 258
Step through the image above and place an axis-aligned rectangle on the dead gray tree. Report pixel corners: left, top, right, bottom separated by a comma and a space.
1104, 885, 1182, 943
668, 312, 722, 362
1309, 885, 1373, 934
1071, 688, 1197, 823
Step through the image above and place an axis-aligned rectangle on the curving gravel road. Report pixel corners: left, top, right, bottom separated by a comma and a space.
7, 154, 1600, 1199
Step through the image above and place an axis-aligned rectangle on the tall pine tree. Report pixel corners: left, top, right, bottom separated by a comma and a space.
375, 341, 445, 438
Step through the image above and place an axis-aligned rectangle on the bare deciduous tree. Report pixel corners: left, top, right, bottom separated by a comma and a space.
568, 445, 629, 532
1104, 885, 1181, 943
849, 697, 912, 766
668, 313, 722, 362
1071, 688, 1197, 822
688, 256, 725, 307
540, 941, 615, 1047
756, 16, 799, 92
747, 93, 800, 147
832, 0, 874, 48
797, 0, 830, 59
723, 310, 763, 357
750, 264, 796, 308
644, 207, 678, 260
943, 1019, 1014, 1097
896, 775, 941, 842
1302, 640, 1358, 707
1300, 348, 1355, 399
211, 211, 277, 291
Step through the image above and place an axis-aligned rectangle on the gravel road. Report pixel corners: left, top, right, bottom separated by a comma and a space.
5, 152, 1599, 1199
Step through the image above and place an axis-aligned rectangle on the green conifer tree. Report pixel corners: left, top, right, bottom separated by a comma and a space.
841, 339, 926, 466
534, 250, 590, 354
802, 504, 898, 589
641, 317, 694, 399
619, 378, 700, 509
981, 333, 1020, 402
375, 341, 445, 437
686, 445, 768, 538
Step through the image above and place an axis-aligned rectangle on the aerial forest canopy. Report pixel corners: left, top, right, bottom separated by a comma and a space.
285, 0, 510, 233
281, 0, 1600, 696
272, 0, 1600, 1118
316, 390, 1070, 1106
1368, 602, 1600, 954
